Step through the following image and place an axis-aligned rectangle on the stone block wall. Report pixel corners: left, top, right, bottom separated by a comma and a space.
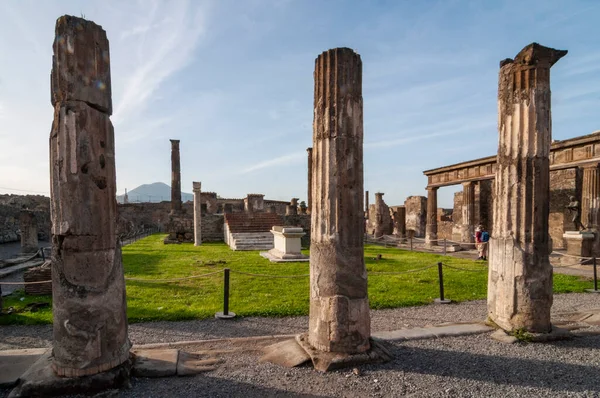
203, 214, 224, 242
405, 196, 427, 238
0, 195, 51, 244
549, 168, 580, 249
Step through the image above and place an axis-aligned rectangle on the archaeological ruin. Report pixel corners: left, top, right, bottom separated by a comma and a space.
49, 14, 130, 377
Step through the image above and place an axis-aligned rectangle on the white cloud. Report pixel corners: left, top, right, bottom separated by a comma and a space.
242, 152, 305, 174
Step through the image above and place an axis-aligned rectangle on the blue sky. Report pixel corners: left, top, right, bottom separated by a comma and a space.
0, 0, 598, 208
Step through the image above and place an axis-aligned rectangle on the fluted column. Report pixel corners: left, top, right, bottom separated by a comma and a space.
488, 43, 567, 333
581, 164, 600, 230
309, 48, 370, 354
50, 15, 130, 376
193, 181, 202, 246
170, 139, 182, 213
461, 182, 475, 244
307, 147, 313, 213
425, 187, 438, 246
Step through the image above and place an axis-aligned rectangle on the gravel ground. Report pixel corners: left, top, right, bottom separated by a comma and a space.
1, 293, 599, 351
2, 293, 600, 397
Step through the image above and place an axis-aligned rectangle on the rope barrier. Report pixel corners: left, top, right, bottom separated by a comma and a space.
369, 264, 437, 275
442, 263, 488, 273
123, 270, 224, 283
0, 279, 51, 285
229, 270, 310, 278
550, 251, 593, 261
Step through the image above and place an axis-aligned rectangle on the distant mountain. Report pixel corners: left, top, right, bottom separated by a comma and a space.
117, 182, 193, 204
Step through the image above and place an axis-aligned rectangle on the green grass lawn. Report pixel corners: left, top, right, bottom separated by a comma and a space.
0, 234, 593, 325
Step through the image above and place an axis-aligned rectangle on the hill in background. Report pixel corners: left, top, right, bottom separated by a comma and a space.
117, 182, 193, 203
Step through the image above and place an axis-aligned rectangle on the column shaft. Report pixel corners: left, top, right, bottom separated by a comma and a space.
581, 164, 600, 229
170, 139, 182, 213
461, 182, 475, 244
309, 48, 370, 353
193, 182, 202, 246
425, 187, 438, 246
488, 43, 567, 333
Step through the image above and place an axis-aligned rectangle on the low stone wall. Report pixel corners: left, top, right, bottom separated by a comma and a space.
0, 195, 51, 244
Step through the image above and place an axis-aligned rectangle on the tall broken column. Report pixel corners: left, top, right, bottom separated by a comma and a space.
50, 15, 130, 376
170, 139, 182, 213
307, 147, 313, 213
425, 187, 438, 246
20, 210, 38, 254
371, 192, 392, 237
393, 206, 406, 239
461, 182, 475, 244
488, 43, 567, 333
193, 181, 202, 246
308, 48, 370, 354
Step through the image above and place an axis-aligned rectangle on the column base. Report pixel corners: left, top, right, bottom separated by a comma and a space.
9, 351, 131, 398
260, 334, 393, 372
563, 231, 595, 257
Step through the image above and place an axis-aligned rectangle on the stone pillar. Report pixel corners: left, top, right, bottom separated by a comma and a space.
20, 210, 38, 254
365, 191, 369, 214
50, 15, 130, 376
286, 198, 299, 216
170, 139, 182, 213
307, 147, 313, 213
461, 182, 475, 244
123, 188, 129, 204
581, 164, 600, 230
425, 187, 438, 246
372, 192, 391, 237
393, 206, 406, 238
488, 43, 567, 333
309, 48, 370, 354
193, 181, 202, 246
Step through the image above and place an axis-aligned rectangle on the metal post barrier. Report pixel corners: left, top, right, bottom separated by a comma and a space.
586, 257, 600, 293
216, 268, 236, 318
435, 262, 451, 304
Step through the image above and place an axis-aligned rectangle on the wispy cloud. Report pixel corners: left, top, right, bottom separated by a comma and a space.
242, 151, 305, 174
112, 1, 210, 127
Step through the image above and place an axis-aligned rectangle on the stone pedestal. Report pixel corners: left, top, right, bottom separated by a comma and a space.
563, 231, 594, 257
260, 226, 309, 262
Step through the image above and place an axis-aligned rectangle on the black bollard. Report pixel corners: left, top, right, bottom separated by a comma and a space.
215, 268, 236, 319
586, 257, 600, 294
435, 262, 451, 304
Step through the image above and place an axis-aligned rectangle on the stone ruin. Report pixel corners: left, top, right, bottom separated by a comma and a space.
10, 16, 132, 395
488, 43, 567, 333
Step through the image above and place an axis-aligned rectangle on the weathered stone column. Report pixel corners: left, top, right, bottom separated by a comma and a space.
488, 43, 567, 333
393, 206, 406, 238
308, 48, 370, 354
372, 192, 391, 237
170, 139, 182, 213
50, 15, 130, 376
461, 182, 475, 244
307, 147, 313, 213
581, 164, 600, 230
425, 187, 438, 246
286, 198, 299, 216
20, 210, 38, 254
123, 188, 129, 204
193, 181, 202, 246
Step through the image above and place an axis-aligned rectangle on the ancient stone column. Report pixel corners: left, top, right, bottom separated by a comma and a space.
461, 182, 475, 244
309, 48, 370, 354
20, 210, 38, 254
581, 164, 600, 230
307, 147, 313, 213
123, 188, 129, 204
372, 192, 391, 237
193, 181, 202, 246
286, 198, 299, 216
425, 187, 438, 246
393, 206, 406, 238
50, 15, 130, 376
488, 43, 567, 333
170, 139, 182, 213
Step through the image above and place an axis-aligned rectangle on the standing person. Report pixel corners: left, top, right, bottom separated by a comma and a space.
475, 225, 489, 261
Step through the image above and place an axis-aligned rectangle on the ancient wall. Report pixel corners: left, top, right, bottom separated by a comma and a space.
437, 221, 453, 240
0, 195, 51, 244
549, 168, 580, 249
405, 196, 427, 237
264, 200, 289, 215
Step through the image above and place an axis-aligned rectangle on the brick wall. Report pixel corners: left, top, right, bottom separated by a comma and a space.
404, 196, 427, 238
